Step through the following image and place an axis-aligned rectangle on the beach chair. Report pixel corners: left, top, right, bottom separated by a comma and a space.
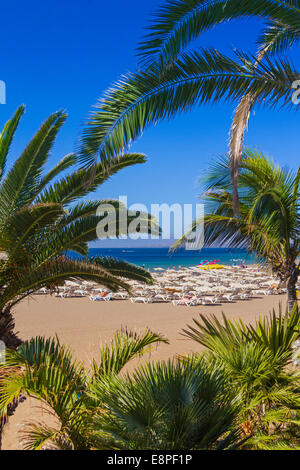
154, 293, 170, 302
36, 287, 48, 295
113, 292, 129, 299
130, 296, 153, 304
89, 292, 112, 301
73, 289, 87, 297
200, 296, 216, 305
172, 296, 195, 306
188, 296, 203, 306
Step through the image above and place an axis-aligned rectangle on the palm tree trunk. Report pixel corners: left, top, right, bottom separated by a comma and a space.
0, 310, 22, 450
0, 310, 22, 349
229, 48, 268, 217
287, 270, 298, 314
230, 92, 255, 217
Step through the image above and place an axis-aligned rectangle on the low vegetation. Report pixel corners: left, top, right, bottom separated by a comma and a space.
1, 306, 299, 450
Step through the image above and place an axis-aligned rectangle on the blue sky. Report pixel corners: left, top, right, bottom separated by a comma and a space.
1, 0, 299, 246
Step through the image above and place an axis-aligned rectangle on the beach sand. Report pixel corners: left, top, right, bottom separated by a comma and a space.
2, 293, 288, 449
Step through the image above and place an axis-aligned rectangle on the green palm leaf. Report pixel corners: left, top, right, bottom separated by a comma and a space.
172, 150, 299, 309
137, 0, 300, 67
39, 153, 147, 204
89, 257, 154, 285
80, 49, 297, 166
0, 110, 67, 219
91, 328, 168, 380
0, 105, 25, 179
34, 153, 77, 197
91, 358, 241, 450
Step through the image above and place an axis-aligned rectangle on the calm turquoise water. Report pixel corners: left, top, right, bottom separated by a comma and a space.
70, 248, 257, 271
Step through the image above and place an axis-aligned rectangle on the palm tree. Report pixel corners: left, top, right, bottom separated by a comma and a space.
137, 0, 300, 210
173, 149, 300, 312
2, 308, 299, 450
0, 330, 169, 450
0, 333, 244, 450
4, 307, 300, 450
137, 0, 300, 215
182, 305, 300, 449
79, 0, 300, 213
0, 105, 160, 448
0, 105, 159, 350
89, 358, 242, 450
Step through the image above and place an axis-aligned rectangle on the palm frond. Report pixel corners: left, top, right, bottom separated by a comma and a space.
183, 305, 300, 359
91, 358, 240, 450
80, 49, 297, 166
258, 19, 300, 55
1, 258, 134, 310
91, 328, 168, 380
0, 110, 67, 219
0, 203, 64, 258
89, 257, 154, 285
34, 153, 77, 197
137, 0, 300, 67
21, 423, 74, 450
0, 105, 25, 179
38, 153, 147, 205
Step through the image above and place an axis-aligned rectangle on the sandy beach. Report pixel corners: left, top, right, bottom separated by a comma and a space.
2, 291, 288, 450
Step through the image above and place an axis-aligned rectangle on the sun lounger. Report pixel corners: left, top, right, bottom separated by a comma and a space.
130, 297, 153, 304
73, 289, 87, 297
89, 292, 112, 301
172, 296, 201, 306
200, 296, 218, 305
172, 297, 190, 306
154, 294, 170, 302
112, 292, 129, 299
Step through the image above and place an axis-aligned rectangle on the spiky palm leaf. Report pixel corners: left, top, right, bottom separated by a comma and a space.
0, 108, 158, 349
183, 305, 300, 364
0, 105, 25, 179
136, 1, 300, 213
90, 328, 169, 381
172, 150, 300, 310
89, 357, 242, 450
80, 49, 297, 166
37, 153, 148, 205
81, 1, 300, 212
137, 0, 300, 67
0, 330, 167, 450
182, 304, 300, 448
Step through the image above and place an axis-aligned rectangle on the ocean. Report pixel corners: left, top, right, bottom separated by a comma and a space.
69, 248, 257, 271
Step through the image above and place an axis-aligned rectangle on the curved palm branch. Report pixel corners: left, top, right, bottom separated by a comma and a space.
80, 49, 297, 166
34, 153, 77, 196
0, 105, 25, 179
258, 19, 300, 55
137, 0, 300, 68
137, 1, 300, 214
2, 258, 138, 311
0, 108, 157, 350
90, 328, 169, 381
37, 153, 147, 205
88, 257, 154, 285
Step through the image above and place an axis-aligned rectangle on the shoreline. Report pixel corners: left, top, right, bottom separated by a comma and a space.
70, 247, 258, 271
